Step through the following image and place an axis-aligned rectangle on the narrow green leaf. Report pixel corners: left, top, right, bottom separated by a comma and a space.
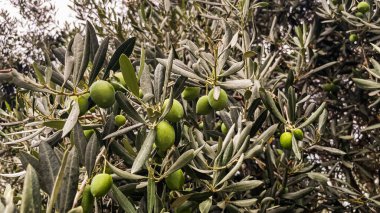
298, 102, 326, 128
103, 37, 136, 80
103, 123, 144, 140
230, 198, 257, 207
307, 145, 346, 155
39, 142, 60, 195
216, 154, 244, 187
361, 122, 380, 132
89, 37, 109, 84
352, 78, 380, 90
72, 34, 85, 86
292, 134, 301, 160
58, 147, 80, 213
32, 62, 45, 84
71, 122, 87, 165
131, 130, 156, 173
147, 177, 155, 213
20, 165, 41, 213
85, 134, 100, 176
120, 54, 139, 96
115, 92, 145, 123
259, 88, 287, 123
107, 162, 147, 180
220, 180, 263, 192
281, 187, 314, 200
163, 149, 195, 178
62, 101, 80, 138
87, 21, 99, 62
111, 184, 137, 213
46, 148, 70, 213
199, 198, 212, 213
219, 61, 244, 77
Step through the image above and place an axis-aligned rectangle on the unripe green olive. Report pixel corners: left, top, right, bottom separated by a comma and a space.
81, 185, 94, 213
349, 34, 358, 42
162, 99, 184, 122
279, 132, 292, 149
139, 89, 144, 99
181, 87, 201, 101
221, 123, 228, 135
90, 80, 115, 108
90, 173, 113, 197
357, 1, 370, 13
196, 96, 212, 115
355, 11, 364, 17
208, 88, 228, 111
155, 120, 175, 151
198, 122, 204, 130
83, 129, 95, 140
292, 128, 304, 140
77, 93, 90, 116
165, 169, 185, 190
114, 114, 127, 127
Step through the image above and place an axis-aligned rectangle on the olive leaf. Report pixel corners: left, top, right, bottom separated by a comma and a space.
85, 134, 101, 175
62, 101, 80, 138
297, 102, 326, 128
103, 37, 136, 80
89, 37, 109, 84
20, 165, 41, 213
120, 54, 139, 96
111, 184, 137, 213
131, 130, 156, 173
58, 147, 79, 213
39, 141, 60, 195
259, 88, 287, 124
107, 162, 147, 180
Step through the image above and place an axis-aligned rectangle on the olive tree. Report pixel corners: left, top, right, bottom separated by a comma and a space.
1, 0, 380, 212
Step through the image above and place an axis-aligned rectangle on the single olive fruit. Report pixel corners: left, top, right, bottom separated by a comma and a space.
292, 128, 304, 140
83, 129, 95, 140
90, 173, 113, 197
322, 83, 334, 92
181, 87, 201, 101
114, 72, 127, 87
276, 149, 284, 156
357, 1, 370, 13
81, 185, 94, 213
221, 123, 228, 135
162, 99, 184, 122
208, 88, 228, 111
337, 4, 344, 12
349, 34, 358, 42
77, 93, 90, 116
90, 80, 115, 108
165, 169, 185, 190
196, 96, 212, 115
139, 89, 144, 99
355, 11, 364, 17
114, 114, 127, 127
155, 121, 175, 151
198, 121, 204, 130
280, 132, 293, 149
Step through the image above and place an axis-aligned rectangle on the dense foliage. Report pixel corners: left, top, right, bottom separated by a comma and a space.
1, 0, 380, 212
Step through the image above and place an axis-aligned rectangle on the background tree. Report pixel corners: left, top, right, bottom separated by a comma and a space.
0, 0, 67, 108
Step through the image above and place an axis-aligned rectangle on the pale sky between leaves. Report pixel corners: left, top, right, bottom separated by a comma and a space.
0, 0, 76, 27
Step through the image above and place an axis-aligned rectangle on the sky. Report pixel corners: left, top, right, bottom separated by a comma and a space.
0, 0, 76, 26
